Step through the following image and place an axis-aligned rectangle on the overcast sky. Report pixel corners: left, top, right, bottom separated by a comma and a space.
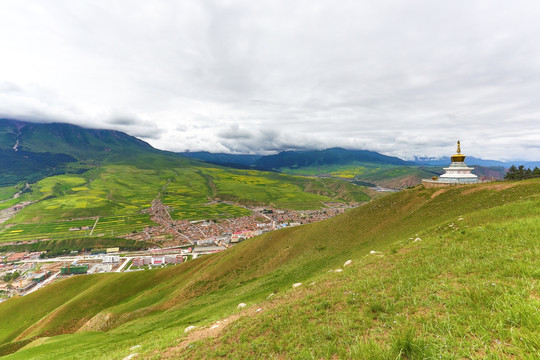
1, 0, 539, 160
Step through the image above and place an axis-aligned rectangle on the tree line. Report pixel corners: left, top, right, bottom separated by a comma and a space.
504, 165, 540, 180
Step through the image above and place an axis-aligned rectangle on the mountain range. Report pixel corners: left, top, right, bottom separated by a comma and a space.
180, 147, 414, 169
183, 149, 539, 170
0, 118, 515, 190
414, 156, 540, 168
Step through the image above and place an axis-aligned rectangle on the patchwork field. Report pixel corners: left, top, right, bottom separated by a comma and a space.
169, 203, 251, 221
279, 162, 440, 188
279, 162, 395, 178
86, 214, 155, 237
0, 161, 368, 243
0, 214, 155, 243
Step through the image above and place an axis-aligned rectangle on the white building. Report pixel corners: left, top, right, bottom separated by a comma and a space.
103, 255, 120, 263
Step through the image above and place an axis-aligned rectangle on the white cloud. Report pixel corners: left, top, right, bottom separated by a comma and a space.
0, 0, 539, 160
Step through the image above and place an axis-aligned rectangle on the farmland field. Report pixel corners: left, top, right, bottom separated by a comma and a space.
0, 161, 368, 243
278, 162, 438, 182
0, 219, 98, 242
91, 214, 156, 237
170, 203, 251, 221
0, 214, 156, 243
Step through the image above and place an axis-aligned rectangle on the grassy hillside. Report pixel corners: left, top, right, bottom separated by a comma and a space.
0, 150, 80, 187
254, 148, 437, 189
0, 179, 538, 359
181, 189, 539, 359
280, 162, 439, 187
0, 119, 156, 159
280, 162, 506, 189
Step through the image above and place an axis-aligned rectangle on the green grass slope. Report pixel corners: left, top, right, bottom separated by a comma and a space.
0, 119, 162, 186
181, 189, 539, 359
0, 179, 538, 359
280, 162, 440, 188
0, 119, 156, 160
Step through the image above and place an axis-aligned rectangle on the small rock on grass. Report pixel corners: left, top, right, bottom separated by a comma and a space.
370, 250, 381, 254
343, 260, 352, 267
334, 269, 343, 273
292, 282, 302, 288
184, 325, 197, 333
414, 237, 422, 242
237, 303, 247, 309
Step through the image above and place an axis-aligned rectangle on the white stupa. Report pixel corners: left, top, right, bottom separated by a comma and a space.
423, 141, 478, 187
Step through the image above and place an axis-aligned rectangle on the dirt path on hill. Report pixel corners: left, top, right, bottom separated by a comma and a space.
159, 306, 262, 358
158, 281, 324, 359
0, 201, 33, 225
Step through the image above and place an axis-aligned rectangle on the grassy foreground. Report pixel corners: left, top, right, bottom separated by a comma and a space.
180, 186, 539, 359
0, 179, 538, 359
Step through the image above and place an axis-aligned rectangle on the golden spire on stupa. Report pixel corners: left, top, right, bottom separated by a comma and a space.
451, 140, 466, 162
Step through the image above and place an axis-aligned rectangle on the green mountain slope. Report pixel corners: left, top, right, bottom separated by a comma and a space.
179, 148, 442, 189
0, 119, 159, 186
0, 119, 155, 158
0, 179, 538, 359
229, 148, 503, 189
255, 148, 413, 169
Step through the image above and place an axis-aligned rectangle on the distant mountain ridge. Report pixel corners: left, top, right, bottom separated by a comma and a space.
414, 155, 540, 168
180, 147, 414, 170
179, 151, 262, 167
0, 119, 156, 158
182, 149, 539, 170
254, 147, 414, 169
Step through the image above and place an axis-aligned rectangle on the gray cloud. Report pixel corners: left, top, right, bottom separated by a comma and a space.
0, 82, 24, 94
0, 0, 539, 160
108, 117, 142, 126
217, 124, 253, 140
